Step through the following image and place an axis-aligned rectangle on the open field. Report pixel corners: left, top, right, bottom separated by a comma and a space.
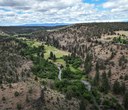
44, 45, 70, 65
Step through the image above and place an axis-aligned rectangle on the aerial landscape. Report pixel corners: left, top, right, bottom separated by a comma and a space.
0, 0, 128, 110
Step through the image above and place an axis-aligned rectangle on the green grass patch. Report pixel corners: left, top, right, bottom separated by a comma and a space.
44, 45, 70, 59
69, 65, 81, 73
18, 38, 70, 66
18, 38, 42, 48
44, 45, 70, 66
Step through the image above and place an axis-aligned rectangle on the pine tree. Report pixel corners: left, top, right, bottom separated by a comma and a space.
93, 70, 100, 86
113, 80, 120, 94
49, 51, 54, 59
38, 44, 45, 58
41, 52, 44, 58
124, 74, 128, 80
101, 71, 110, 94
53, 54, 56, 61
93, 61, 100, 86
123, 91, 128, 109
108, 69, 112, 78
95, 61, 99, 72
84, 53, 93, 74
120, 82, 126, 94
79, 98, 86, 110
40, 44, 44, 51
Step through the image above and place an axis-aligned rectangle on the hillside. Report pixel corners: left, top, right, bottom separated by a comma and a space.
0, 25, 67, 36
29, 22, 128, 109
0, 36, 82, 110
42, 23, 128, 84
0, 23, 128, 110
0, 36, 32, 84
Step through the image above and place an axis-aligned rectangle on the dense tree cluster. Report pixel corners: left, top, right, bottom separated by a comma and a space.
63, 54, 83, 68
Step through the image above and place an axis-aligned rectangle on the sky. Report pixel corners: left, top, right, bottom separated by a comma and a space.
0, 0, 128, 26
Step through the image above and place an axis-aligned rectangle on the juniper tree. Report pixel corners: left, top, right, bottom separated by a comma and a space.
113, 80, 121, 94
95, 61, 99, 72
53, 54, 56, 61
100, 71, 110, 94
93, 70, 100, 86
108, 69, 112, 78
93, 61, 100, 86
49, 51, 54, 59
123, 91, 128, 109
84, 53, 93, 74
120, 82, 126, 94
79, 98, 86, 110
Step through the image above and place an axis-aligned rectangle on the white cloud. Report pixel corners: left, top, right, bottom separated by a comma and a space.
103, 0, 128, 12
0, 0, 127, 25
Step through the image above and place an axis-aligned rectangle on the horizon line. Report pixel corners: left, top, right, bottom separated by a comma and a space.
0, 21, 128, 27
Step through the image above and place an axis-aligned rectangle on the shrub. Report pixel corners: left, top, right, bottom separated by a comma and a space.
83, 91, 92, 102
14, 91, 20, 97
17, 103, 22, 110
124, 74, 128, 80
2, 97, 6, 101
113, 80, 121, 94
28, 88, 33, 94
26, 95, 30, 103
123, 91, 128, 109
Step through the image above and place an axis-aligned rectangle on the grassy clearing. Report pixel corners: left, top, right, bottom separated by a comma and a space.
44, 45, 70, 65
18, 37, 82, 74
19, 37, 70, 66
18, 38, 42, 47
44, 45, 70, 59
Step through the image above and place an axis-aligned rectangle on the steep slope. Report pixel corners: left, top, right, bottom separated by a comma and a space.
0, 36, 33, 84
0, 36, 37, 110
35, 23, 128, 109
0, 36, 81, 110
0, 23, 128, 110
47, 22, 128, 52
44, 23, 128, 84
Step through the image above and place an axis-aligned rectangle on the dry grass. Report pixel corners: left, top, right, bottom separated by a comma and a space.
0, 79, 41, 110
43, 87, 79, 110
